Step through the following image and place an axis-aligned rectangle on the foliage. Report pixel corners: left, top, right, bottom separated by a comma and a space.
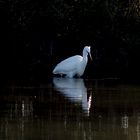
7, 0, 140, 79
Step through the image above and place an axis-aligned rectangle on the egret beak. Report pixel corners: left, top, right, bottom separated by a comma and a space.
89, 52, 93, 61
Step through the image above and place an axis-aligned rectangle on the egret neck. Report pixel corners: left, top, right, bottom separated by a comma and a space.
82, 49, 88, 64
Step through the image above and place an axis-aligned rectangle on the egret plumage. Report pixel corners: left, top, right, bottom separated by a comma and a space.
53, 46, 92, 78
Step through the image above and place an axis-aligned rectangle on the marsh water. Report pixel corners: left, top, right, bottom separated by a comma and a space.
1, 78, 140, 140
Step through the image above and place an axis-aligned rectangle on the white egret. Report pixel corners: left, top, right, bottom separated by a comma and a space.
53, 46, 92, 78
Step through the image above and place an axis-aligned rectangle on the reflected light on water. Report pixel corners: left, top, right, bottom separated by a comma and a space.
121, 114, 129, 135
88, 94, 92, 114
121, 115, 128, 128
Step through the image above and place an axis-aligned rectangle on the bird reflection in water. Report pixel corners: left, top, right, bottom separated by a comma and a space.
53, 78, 92, 115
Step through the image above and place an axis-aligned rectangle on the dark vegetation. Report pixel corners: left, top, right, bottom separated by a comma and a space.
6, 0, 140, 81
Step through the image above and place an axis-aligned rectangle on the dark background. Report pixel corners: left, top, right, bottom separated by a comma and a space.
5, 0, 140, 81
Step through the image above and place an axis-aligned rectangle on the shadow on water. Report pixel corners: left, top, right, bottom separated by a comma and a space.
1, 78, 140, 140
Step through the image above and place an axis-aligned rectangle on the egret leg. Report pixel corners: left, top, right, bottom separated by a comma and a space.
60, 74, 63, 77
66, 72, 74, 78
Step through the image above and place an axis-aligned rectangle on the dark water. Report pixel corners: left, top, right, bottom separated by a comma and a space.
1, 78, 140, 140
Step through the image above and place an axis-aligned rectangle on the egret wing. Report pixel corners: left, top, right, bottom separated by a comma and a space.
53, 55, 82, 73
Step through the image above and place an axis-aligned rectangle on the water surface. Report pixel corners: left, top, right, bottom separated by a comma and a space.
1, 78, 140, 140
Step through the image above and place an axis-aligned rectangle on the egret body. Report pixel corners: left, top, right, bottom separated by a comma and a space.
53, 46, 92, 78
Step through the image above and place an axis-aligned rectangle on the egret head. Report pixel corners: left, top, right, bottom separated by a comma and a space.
83, 46, 92, 60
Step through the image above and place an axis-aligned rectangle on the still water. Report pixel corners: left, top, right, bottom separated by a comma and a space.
1, 78, 140, 140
